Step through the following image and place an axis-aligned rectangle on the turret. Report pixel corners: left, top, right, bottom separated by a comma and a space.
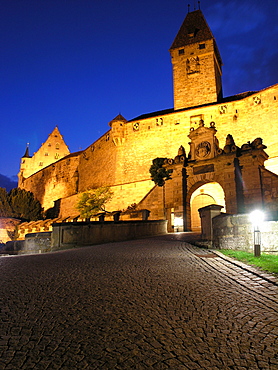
18, 143, 32, 185
109, 114, 127, 146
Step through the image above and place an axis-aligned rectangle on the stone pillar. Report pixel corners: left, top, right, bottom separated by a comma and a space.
198, 204, 223, 241
238, 149, 268, 212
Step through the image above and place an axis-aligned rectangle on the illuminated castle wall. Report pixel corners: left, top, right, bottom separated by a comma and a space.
19, 127, 70, 179
18, 10, 278, 223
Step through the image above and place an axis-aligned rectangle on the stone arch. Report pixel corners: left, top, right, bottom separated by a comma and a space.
186, 177, 226, 231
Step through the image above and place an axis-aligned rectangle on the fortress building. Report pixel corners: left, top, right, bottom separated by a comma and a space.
18, 9, 278, 231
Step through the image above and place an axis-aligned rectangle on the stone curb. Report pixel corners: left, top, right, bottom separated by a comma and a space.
211, 249, 278, 286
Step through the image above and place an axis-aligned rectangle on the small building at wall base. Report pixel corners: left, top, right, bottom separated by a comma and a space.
18, 9, 278, 231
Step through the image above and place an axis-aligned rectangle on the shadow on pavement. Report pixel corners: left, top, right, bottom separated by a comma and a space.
152, 232, 202, 244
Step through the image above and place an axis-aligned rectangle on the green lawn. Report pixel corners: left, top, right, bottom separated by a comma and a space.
219, 250, 278, 276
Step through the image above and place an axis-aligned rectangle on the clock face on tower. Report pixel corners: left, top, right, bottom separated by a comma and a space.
195, 141, 211, 158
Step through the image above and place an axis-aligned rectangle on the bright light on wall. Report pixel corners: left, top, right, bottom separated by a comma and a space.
174, 217, 183, 227
249, 210, 264, 228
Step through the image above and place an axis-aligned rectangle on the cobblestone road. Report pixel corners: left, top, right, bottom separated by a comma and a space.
1, 235, 278, 369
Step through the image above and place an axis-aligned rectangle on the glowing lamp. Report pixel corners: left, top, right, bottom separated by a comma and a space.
249, 210, 264, 257
174, 217, 183, 232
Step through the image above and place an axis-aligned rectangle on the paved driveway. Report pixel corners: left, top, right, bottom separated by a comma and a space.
1, 235, 277, 369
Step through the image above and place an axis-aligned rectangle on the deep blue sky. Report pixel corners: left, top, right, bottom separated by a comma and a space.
1, 0, 278, 181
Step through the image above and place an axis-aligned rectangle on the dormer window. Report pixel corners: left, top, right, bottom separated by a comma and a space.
187, 26, 199, 39
187, 26, 198, 38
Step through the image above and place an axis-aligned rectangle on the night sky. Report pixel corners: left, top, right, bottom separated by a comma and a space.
1, 0, 277, 184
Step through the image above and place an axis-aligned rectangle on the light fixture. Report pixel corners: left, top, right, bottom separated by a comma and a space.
249, 210, 264, 257
174, 217, 183, 232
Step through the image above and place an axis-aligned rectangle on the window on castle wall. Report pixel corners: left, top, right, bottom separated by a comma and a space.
178, 49, 184, 55
56, 143, 60, 149
190, 114, 203, 128
219, 105, 227, 114
199, 43, 206, 49
45, 153, 48, 156
156, 118, 163, 126
133, 122, 140, 131
39, 162, 43, 166
55, 153, 59, 159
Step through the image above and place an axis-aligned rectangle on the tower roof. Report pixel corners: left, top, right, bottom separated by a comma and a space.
170, 10, 215, 50
22, 144, 31, 158
108, 114, 127, 127
49, 126, 62, 138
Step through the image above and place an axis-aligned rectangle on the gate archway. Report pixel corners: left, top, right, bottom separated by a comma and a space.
190, 182, 226, 231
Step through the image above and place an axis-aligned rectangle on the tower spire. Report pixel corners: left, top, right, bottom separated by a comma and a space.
22, 143, 31, 158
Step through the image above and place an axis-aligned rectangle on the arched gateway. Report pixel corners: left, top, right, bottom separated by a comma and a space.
190, 182, 226, 231
162, 121, 272, 232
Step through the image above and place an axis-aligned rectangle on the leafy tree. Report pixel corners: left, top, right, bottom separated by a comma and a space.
149, 158, 172, 186
8, 188, 43, 221
77, 187, 113, 218
0, 187, 13, 217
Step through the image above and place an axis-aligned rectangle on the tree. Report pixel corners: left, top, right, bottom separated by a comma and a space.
149, 158, 172, 187
0, 187, 13, 217
149, 158, 173, 219
76, 187, 113, 218
8, 188, 43, 221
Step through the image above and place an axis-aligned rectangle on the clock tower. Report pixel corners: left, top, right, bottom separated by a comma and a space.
170, 10, 223, 110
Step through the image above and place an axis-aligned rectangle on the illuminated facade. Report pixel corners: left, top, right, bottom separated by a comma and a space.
19, 127, 70, 179
19, 10, 278, 230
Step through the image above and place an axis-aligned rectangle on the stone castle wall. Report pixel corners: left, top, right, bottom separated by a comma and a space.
77, 132, 117, 192
19, 84, 278, 218
213, 214, 278, 253
260, 167, 278, 219
20, 153, 80, 211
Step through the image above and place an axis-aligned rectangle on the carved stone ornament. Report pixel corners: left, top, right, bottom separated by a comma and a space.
133, 122, 140, 131
219, 105, 227, 114
195, 141, 211, 158
253, 96, 261, 105
178, 145, 186, 156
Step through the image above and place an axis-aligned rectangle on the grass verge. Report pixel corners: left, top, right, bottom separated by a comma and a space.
219, 250, 278, 276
